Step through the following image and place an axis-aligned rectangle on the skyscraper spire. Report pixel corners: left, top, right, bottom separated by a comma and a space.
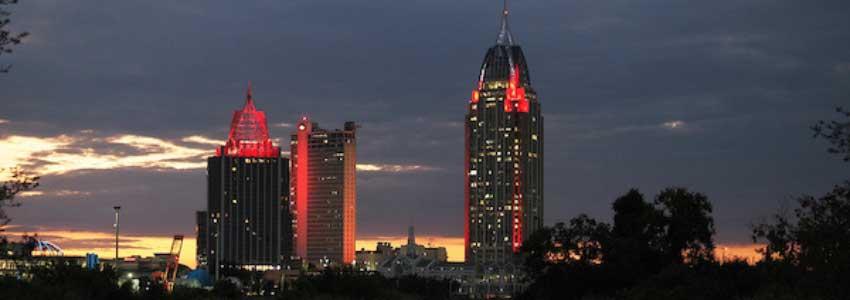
244, 81, 255, 111
496, 0, 514, 45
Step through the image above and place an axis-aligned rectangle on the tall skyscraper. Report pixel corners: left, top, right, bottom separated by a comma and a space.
197, 85, 291, 277
464, 3, 544, 267
290, 118, 357, 266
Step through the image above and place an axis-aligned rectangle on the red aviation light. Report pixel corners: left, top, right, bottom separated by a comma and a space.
504, 65, 529, 113
470, 80, 483, 103
512, 160, 523, 253
217, 85, 280, 158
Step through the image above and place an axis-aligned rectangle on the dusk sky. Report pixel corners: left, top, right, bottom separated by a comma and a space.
1, 0, 848, 265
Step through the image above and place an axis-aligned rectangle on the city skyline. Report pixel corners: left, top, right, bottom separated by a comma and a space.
2, 0, 849, 269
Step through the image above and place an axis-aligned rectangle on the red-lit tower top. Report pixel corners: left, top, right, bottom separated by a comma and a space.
216, 83, 280, 158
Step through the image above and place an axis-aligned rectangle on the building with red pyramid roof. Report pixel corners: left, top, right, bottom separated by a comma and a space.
197, 84, 292, 279
216, 84, 280, 158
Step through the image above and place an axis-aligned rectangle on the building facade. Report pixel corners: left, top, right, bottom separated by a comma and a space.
195, 211, 208, 268
197, 86, 291, 277
464, 5, 544, 267
290, 118, 356, 266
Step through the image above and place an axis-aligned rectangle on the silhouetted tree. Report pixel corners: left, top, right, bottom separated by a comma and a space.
752, 182, 850, 297
521, 224, 557, 280
562, 214, 610, 266
813, 106, 850, 161
522, 188, 718, 299
211, 279, 241, 299
749, 108, 850, 298
0, 0, 29, 73
520, 215, 612, 300
522, 215, 610, 279
605, 189, 666, 286
277, 268, 456, 300
655, 187, 716, 264
0, 167, 39, 232
0, 263, 135, 300
625, 259, 763, 300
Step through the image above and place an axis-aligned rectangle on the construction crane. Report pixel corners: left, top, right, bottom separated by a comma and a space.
165, 235, 184, 292
152, 235, 183, 292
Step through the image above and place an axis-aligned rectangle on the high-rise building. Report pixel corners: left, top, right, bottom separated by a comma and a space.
195, 211, 209, 268
197, 85, 291, 277
464, 3, 544, 267
290, 118, 357, 266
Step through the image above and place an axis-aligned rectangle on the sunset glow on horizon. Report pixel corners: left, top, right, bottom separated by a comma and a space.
3, 227, 763, 269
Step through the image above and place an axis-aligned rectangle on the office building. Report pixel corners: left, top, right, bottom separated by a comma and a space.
464, 3, 544, 267
197, 85, 291, 277
290, 118, 357, 266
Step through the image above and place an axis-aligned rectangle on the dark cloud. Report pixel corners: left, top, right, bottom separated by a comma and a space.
2, 0, 849, 245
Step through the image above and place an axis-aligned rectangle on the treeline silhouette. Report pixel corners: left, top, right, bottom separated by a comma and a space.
518, 185, 846, 299
0, 264, 461, 300
518, 107, 850, 300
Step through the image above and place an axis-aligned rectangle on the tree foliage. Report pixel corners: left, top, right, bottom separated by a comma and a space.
655, 187, 715, 264
521, 187, 717, 299
812, 106, 850, 161
748, 106, 850, 297
0, 0, 29, 73
0, 264, 135, 300
606, 189, 666, 285
0, 167, 39, 231
280, 268, 458, 300
752, 182, 850, 298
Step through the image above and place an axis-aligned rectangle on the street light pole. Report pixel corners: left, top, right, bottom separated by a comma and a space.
114, 206, 121, 261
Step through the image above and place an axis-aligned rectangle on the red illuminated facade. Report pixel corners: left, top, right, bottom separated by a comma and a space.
291, 118, 357, 266
216, 84, 280, 158
465, 5, 543, 265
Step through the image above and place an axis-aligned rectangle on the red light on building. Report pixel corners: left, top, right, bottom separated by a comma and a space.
217, 84, 280, 158
504, 65, 528, 113
291, 119, 357, 266
293, 117, 311, 259
470, 80, 483, 104
511, 164, 523, 253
